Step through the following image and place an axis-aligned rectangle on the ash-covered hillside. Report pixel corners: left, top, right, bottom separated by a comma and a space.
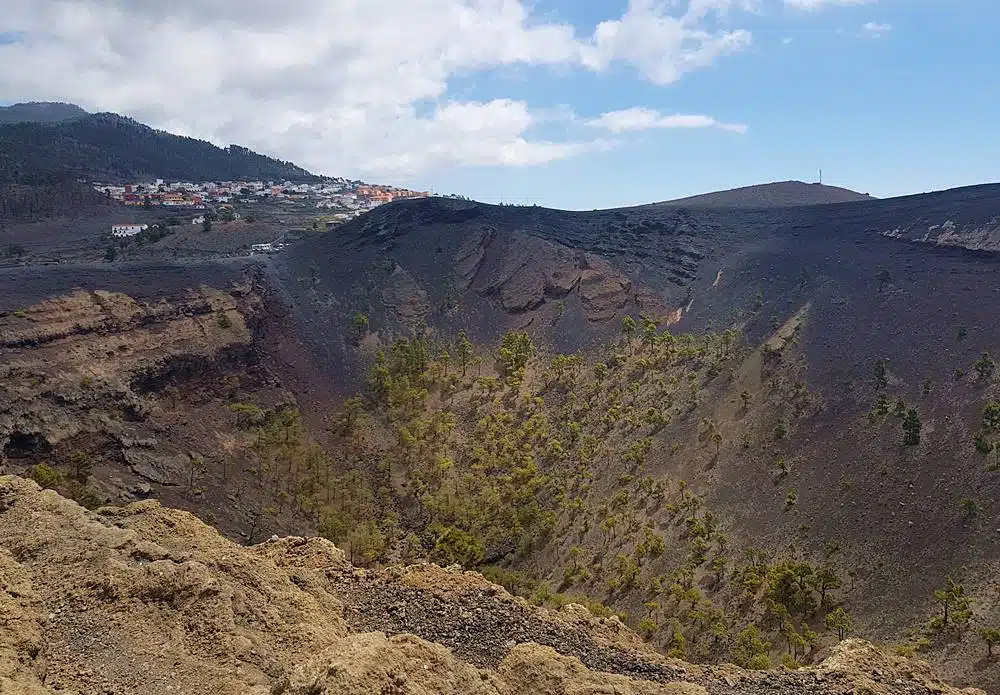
264, 184, 1000, 688
5, 183, 1000, 691
655, 180, 875, 208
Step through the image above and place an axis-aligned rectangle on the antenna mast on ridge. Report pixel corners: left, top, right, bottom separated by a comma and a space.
819, 168, 823, 185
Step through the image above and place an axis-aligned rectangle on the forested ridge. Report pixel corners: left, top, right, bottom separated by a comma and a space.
0, 182, 112, 226
0, 112, 319, 184
0, 101, 89, 124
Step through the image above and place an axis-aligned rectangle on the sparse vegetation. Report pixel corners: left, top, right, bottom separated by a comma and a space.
222, 322, 824, 664
784, 489, 797, 511
825, 607, 853, 641
734, 625, 771, 670
932, 577, 971, 632
980, 628, 1000, 658
975, 351, 996, 381
960, 498, 980, 519
11, 164, 1000, 695
874, 358, 889, 391
902, 408, 921, 446
498, 331, 535, 382
69, 450, 93, 483
16, 282, 997, 682
456, 331, 474, 376
351, 311, 369, 341
30, 463, 64, 489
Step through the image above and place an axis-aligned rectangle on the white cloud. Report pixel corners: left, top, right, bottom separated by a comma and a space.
784, 0, 873, 9
588, 107, 747, 134
360, 99, 614, 171
0, 1, 849, 178
582, 1, 753, 85
859, 21, 892, 38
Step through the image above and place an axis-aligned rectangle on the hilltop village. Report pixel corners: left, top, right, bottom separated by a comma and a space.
94, 177, 433, 223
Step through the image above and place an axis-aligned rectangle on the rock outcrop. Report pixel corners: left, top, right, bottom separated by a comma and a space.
457, 230, 666, 323
0, 286, 303, 540
0, 475, 983, 695
0, 287, 254, 460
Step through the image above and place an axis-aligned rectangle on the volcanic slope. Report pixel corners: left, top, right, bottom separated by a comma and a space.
655, 180, 875, 208
268, 183, 1000, 689
274, 183, 1000, 370
5, 184, 1000, 690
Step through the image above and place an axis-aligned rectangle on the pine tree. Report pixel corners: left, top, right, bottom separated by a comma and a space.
734, 625, 771, 670
808, 566, 842, 607
456, 331, 474, 376
622, 316, 637, 353
498, 331, 534, 381
934, 577, 971, 630
642, 317, 659, 351
902, 408, 922, 445
980, 628, 1000, 657
825, 607, 853, 641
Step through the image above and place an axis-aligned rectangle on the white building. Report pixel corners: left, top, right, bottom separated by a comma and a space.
192, 216, 206, 225
111, 224, 148, 238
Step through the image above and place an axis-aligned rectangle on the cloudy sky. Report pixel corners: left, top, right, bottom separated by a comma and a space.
1, 0, 997, 208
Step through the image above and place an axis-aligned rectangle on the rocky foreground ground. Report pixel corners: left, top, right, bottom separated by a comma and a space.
0, 475, 983, 695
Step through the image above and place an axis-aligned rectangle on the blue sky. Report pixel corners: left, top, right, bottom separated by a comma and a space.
2, 0, 998, 210
417, 0, 1000, 208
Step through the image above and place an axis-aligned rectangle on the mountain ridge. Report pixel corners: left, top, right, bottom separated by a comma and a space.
655, 180, 875, 208
0, 108, 319, 185
0, 101, 89, 124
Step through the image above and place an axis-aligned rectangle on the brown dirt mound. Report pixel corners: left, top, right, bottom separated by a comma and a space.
0, 475, 983, 695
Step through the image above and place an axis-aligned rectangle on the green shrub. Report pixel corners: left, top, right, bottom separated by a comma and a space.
638, 617, 658, 638
30, 463, 63, 489
781, 654, 801, 669
432, 526, 485, 567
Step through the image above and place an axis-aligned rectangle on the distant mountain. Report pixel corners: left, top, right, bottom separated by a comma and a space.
0, 102, 89, 124
657, 180, 875, 208
0, 111, 319, 185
